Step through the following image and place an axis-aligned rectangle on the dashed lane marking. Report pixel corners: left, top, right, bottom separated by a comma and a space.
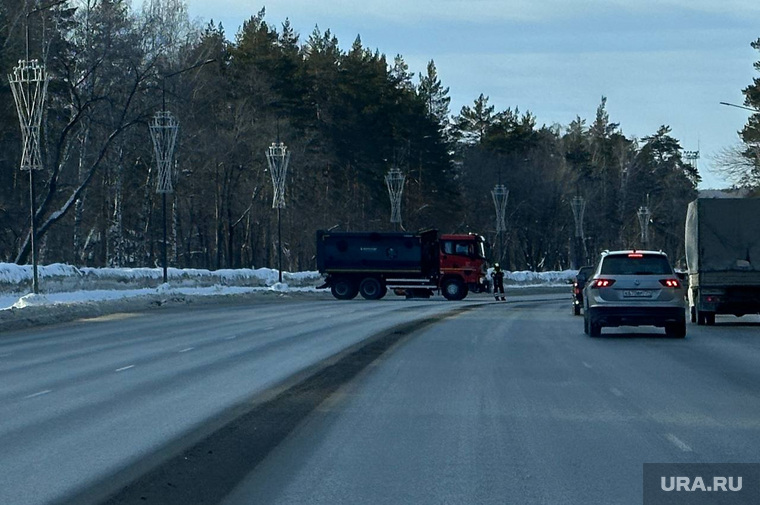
178, 347, 195, 353
582, 361, 592, 369
115, 365, 135, 372
666, 433, 693, 452
609, 387, 624, 397
24, 389, 52, 399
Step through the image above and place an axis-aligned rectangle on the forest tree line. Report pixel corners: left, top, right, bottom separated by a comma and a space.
3, 1, 757, 272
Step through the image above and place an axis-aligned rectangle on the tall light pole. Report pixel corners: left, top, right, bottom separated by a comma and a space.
719, 101, 760, 169
570, 195, 586, 268
683, 149, 700, 171
385, 167, 405, 231
266, 137, 291, 283
491, 184, 508, 263
150, 59, 214, 284
637, 197, 652, 247
8, 0, 63, 294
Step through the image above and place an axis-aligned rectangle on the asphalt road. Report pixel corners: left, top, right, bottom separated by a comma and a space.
0, 295, 496, 505
2, 293, 759, 504
220, 299, 760, 505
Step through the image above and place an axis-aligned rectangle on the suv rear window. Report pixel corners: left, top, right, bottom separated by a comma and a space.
600, 254, 673, 275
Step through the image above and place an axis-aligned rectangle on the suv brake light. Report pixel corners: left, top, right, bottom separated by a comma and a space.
591, 279, 615, 288
659, 279, 681, 288
628, 253, 643, 258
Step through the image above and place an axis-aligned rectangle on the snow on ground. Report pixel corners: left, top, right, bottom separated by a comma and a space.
0, 263, 576, 312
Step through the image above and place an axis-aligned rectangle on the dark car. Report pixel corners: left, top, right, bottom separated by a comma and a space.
572, 266, 595, 316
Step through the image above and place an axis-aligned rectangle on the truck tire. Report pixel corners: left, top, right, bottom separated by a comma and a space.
442, 278, 467, 301
359, 277, 385, 300
331, 278, 358, 300
705, 312, 716, 326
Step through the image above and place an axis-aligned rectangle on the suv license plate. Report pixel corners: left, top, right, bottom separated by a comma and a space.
623, 290, 652, 298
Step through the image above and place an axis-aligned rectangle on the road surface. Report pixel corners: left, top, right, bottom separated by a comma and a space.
1, 293, 759, 504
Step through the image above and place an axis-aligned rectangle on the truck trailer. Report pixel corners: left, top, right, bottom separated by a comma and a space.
316, 229, 488, 300
685, 198, 760, 325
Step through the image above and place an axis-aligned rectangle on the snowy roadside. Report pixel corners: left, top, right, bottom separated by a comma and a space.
0, 263, 575, 332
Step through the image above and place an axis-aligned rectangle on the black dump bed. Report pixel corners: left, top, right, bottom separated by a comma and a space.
316, 230, 439, 277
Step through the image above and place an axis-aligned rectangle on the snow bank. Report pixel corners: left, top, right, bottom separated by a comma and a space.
0, 263, 324, 294
502, 269, 576, 286
0, 262, 575, 312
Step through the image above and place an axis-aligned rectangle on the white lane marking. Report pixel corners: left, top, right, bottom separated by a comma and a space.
178, 347, 195, 353
115, 365, 135, 372
582, 361, 592, 369
666, 433, 693, 452
24, 389, 52, 399
609, 387, 624, 397
224, 335, 237, 340
264, 326, 276, 331
0, 353, 12, 358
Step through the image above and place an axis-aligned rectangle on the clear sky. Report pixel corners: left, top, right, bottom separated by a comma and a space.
184, 0, 760, 189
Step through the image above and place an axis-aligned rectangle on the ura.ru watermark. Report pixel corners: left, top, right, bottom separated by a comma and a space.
644, 463, 759, 505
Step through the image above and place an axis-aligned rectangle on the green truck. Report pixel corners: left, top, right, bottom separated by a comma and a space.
685, 198, 760, 325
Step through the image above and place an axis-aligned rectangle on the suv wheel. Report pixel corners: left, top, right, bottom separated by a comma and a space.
588, 317, 601, 337
666, 319, 686, 339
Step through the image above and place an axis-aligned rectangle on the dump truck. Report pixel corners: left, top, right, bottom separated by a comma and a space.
685, 198, 760, 325
316, 229, 488, 300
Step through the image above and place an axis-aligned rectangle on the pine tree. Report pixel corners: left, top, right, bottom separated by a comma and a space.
417, 60, 450, 130
454, 93, 495, 144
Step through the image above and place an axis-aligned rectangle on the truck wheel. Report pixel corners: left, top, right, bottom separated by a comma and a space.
573, 304, 581, 316
359, 278, 385, 300
442, 278, 467, 301
690, 306, 696, 323
331, 278, 358, 300
705, 312, 716, 326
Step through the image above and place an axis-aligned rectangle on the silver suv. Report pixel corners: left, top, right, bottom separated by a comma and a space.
583, 250, 687, 338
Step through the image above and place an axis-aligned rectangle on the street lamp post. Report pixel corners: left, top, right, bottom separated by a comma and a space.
149, 59, 214, 284
570, 196, 586, 269
683, 149, 700, 171
266, 140, 291, 283
385, 167, 405, 230
637, 204, 651, 247
7, 1, 63, 294
491, 184, 508, 263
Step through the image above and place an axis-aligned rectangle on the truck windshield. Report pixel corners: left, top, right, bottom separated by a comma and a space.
443, 240, 485, 259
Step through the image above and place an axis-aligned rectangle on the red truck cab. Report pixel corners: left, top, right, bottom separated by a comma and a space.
438, 234, 489, 297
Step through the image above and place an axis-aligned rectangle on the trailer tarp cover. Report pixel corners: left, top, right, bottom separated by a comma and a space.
685, 198, 760, 273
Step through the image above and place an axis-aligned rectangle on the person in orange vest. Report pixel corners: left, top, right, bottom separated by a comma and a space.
491, 263, 506, 301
